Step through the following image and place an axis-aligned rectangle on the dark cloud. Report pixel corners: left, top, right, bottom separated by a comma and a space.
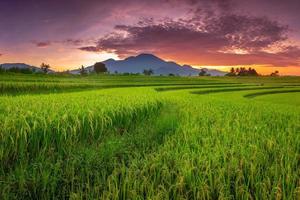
78, 46, 101, 52
62, 38, 99, 47
32, 39, 92, 48
165, 0, 234, 9
79, 11, 299, 66
1, 0, 300, 69
205, 15, 288, 50
0, 0, 186, 44
34, 41, 52, 48
63, 39, 86, 46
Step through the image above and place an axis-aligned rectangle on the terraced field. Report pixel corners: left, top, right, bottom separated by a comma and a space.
0, 74, 299, 199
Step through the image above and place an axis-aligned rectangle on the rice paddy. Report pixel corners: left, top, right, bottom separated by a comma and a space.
0, 74, 299, 199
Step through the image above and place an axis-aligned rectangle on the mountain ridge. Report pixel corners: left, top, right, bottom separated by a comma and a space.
0, 54, 226, 76
74, 53, 226, 76
0, 63, 55, 73
0, 63, 43, 72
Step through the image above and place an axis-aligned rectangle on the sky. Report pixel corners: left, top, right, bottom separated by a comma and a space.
0, 0, 300, 75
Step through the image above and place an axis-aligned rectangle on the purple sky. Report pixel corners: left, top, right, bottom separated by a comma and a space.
1, 0, 300, 74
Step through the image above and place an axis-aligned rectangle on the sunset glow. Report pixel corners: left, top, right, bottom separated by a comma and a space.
0, 0, 299, 75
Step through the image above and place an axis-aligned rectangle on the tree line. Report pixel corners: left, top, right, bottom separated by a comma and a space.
226, 67, 258, 76
226, 67, 280, 76
1, 63, 281, 77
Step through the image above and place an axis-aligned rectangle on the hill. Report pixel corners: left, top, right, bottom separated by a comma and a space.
71, 54, 226, 76
0, 63, 54, 73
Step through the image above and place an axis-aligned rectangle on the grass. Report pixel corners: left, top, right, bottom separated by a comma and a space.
0, 73, 300, 199
190, 86, 286, 95
246, 91, 300, 106
154, 83, 247, 92
244, 89, 300, 98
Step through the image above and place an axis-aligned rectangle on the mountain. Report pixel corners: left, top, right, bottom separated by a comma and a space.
1, 63, 40, 71
71, 54, 226, 76
0, 63, 54, 73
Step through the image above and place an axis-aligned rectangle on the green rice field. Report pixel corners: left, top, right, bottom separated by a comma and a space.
0, 74, 300, 199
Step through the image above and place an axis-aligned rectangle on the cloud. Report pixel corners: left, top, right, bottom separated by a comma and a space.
79, 10, 300, 67
0, 53, 2, 56
34, 41, 52, 48
78, 46, 101, 52
63, 39, 88, 46
2, 0, 300, 69
32, 38, 93, 48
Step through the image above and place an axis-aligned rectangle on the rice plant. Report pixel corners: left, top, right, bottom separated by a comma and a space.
0, 74, 299, 199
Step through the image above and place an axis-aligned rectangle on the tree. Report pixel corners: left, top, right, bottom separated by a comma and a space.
230, 67, 235, 74
80, 65, 87, 75
40, 63, 50, 73
270, 70, 279, 76
238, 67, 247, 76
248, 67, 258, 76
226, 67, 236, 76
143, 69, 154, 76
199, 68, 207, 76
226, 67, 259, 76
94, 62, 107, 74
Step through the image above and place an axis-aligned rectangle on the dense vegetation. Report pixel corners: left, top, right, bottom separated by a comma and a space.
226, 67, 259, 76
0, 73, 299, 199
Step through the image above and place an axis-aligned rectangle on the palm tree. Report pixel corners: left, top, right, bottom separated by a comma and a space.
40, 63, 50, 73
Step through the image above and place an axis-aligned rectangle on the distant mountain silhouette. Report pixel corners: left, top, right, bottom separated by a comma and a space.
71, 54, 226, 76
1, 63, 40, 71
0, 63, 54, 73
1, 54, 226, 76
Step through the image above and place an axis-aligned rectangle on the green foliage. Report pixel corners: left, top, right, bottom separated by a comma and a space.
143, 68, 154, 76
94, 62, 107, 74
198, 68, 207, 76
0, 66, 35, 74
40, 63, 51, 73
226, 67, 259, 76
0, 74, 299, 199
270, 70, 280, 76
